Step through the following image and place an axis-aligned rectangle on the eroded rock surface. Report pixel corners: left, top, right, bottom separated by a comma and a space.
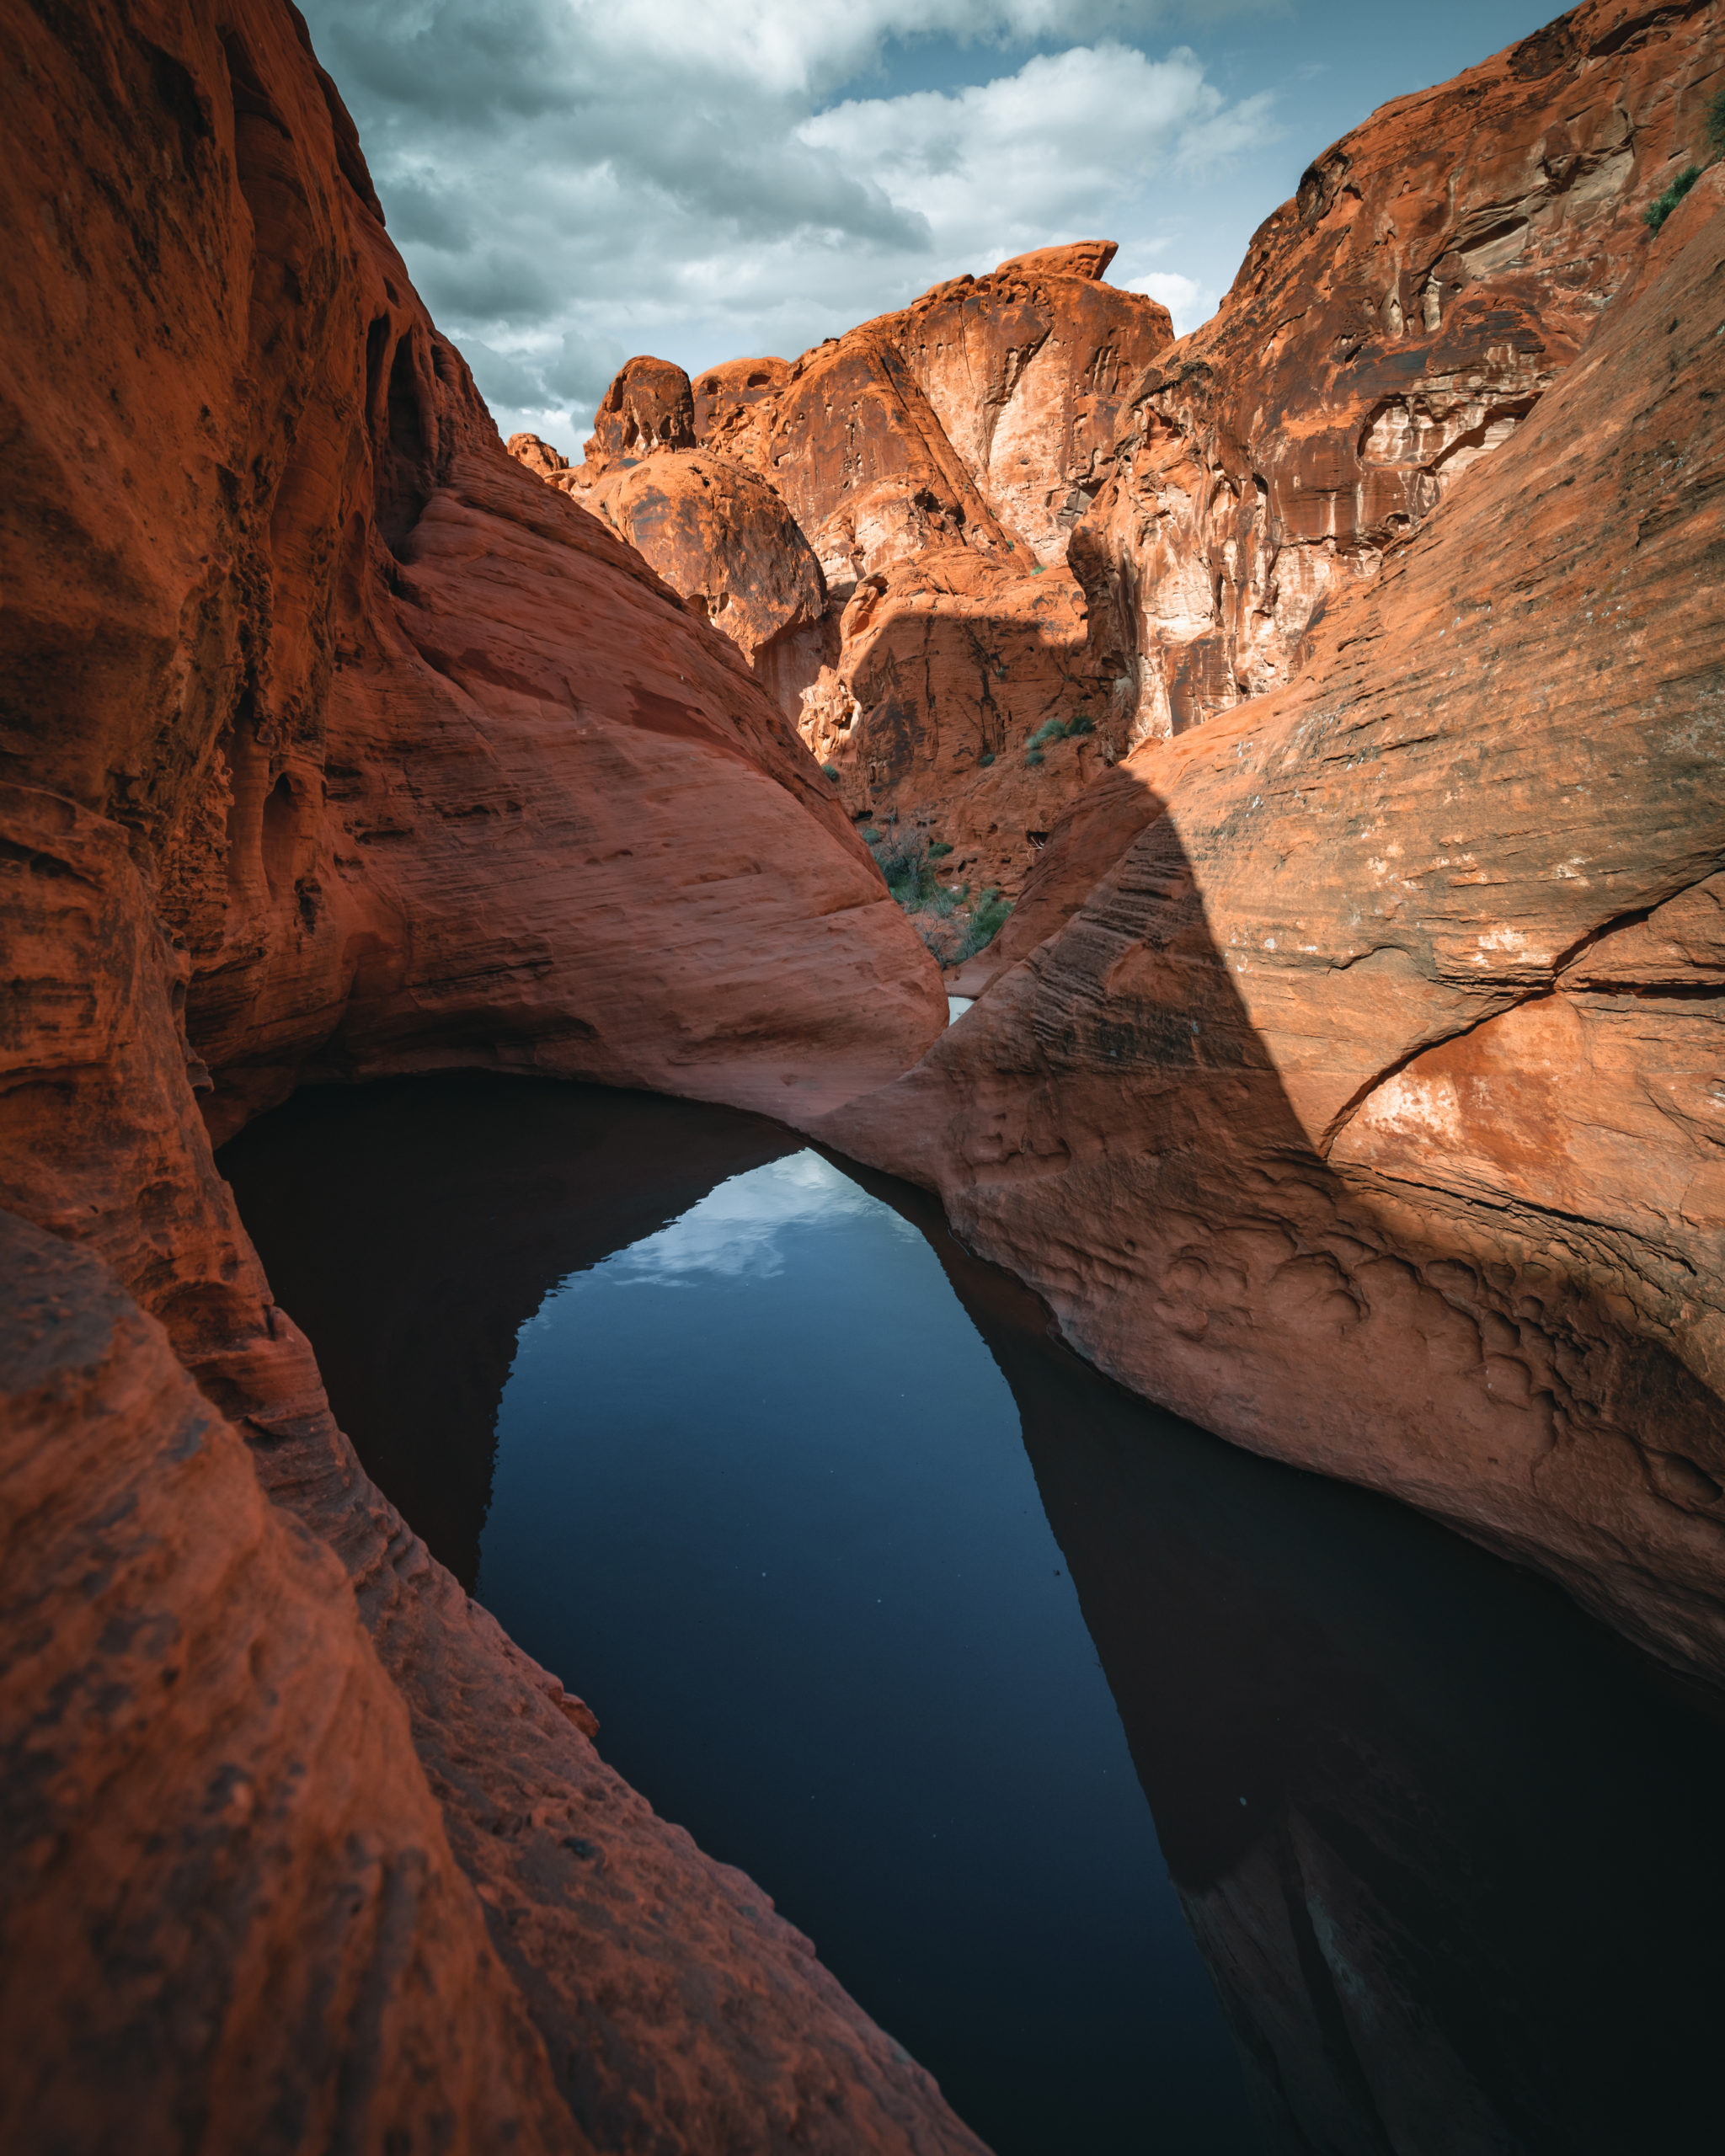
515, 247, 1172, 899
1071, 0, 1724, 742
590, 446, 830, 714
587, 352, 697, 464
0, 2, 971, 2148
824, 167, 1725, 1684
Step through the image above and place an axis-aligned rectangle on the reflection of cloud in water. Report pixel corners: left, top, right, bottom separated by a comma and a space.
579, 1150, 913, 1291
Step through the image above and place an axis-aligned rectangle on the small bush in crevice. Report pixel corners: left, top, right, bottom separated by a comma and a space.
865, 814, 1012, 963
1023, 707, 1096, 763
821, 760, 841, 779
921, 885, 1012, 965
1646, 163, 1702, 231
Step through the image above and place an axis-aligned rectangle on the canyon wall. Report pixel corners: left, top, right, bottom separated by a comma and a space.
825, 152, 1725, 1684
0, 1, 972, 2149
1071, 0, 1724, 745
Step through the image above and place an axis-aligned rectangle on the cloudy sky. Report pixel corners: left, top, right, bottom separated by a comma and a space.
299, 0, 1555, 451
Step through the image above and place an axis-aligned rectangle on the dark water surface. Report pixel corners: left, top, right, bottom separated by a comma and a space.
223, 1075, 1725, 2156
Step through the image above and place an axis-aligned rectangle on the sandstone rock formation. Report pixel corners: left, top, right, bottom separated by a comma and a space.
692, 353, 793, 461
513, 245, 1173, 902
590, 448, 830, 714
505, 428, 572, 479
1070, 0, 1725, 743
587, 351, 697, 463
825, 157, 1725, 1685
0, 1, 967, 2148
704, 244, 1175, 899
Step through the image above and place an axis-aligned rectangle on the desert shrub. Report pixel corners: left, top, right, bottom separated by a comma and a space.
1027, 717, 1069, 750
1023, 746, 1045, 768
954, 888, 1012, 962
867, 819, 944, 905
927, 839, 954, 859
979, 751, 996, 767
1646, 164, 1701, 231
822, 760, 841, 779
1069, 711, 1094, 736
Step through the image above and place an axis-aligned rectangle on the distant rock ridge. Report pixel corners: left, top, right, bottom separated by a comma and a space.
512, 240, 1172, 900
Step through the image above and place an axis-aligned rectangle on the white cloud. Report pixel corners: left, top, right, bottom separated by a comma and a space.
1125, 270, 1217, 337
523, 1150, 910, 1294
300, 1, 1276, 446
800, 44, 1250, 269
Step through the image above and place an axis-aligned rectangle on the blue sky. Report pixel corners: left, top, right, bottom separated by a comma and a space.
299, 1, 1558, 449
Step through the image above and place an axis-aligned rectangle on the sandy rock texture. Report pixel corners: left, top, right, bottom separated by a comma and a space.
825, 163, 1725, 1684
590, 448, 831, 716
0, 0, 970, 2148
1071, 0, 1725, 744
588, 351, 698, 463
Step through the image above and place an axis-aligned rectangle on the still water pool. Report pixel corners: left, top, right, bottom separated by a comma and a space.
224, 1074, 1725, 2156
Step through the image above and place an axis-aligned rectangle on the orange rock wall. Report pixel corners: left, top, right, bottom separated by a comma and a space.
515, 248, 1174, 899
1071, 0, 1724, 743
0, 1, 972, 2148
825, 168, 1725, 1684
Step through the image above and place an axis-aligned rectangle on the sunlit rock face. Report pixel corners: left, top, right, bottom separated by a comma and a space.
0, 0, 971, 2148
823, 162, 1725, 1687
596, 446, 831, 718
586, 352, 697, 464
515, 245, 1173, 899
1070, 0, 1724, 744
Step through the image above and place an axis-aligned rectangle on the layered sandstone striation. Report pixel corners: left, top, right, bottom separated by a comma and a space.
1070, 0, 1725, 743
0, 0, 969, 2148
825, 163, 1725, 1683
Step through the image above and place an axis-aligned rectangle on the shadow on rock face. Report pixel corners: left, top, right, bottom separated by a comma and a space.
824, 730, 1725, 1688
824, 182, 1725, 1688
219, 1074, 798, 1587
838, 1160, 1725, 2156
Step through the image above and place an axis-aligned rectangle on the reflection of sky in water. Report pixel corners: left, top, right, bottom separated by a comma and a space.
484, 1139, 1258, 2153
560, 1150, 916, 1290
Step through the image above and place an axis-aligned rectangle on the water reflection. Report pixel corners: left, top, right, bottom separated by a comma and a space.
582, 1150, 896, 1284
483, 1141, 1256, 2155
851, 1163, 1725, 2156
222, 1077, 1725, 2156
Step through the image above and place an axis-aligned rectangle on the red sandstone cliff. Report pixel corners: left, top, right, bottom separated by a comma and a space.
825, 150, 1725, 1684
0, 1, 970, 2149
514, 248, 1172, 906
1070, 0, 1723, 744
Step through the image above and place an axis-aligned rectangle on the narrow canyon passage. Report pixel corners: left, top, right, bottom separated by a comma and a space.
222, 1076, 1725, 2155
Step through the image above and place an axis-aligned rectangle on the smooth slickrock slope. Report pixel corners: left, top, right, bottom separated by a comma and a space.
0, 1, 971, 2149
824, 162, 1725, 1683
1071, 0, 1724, 744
